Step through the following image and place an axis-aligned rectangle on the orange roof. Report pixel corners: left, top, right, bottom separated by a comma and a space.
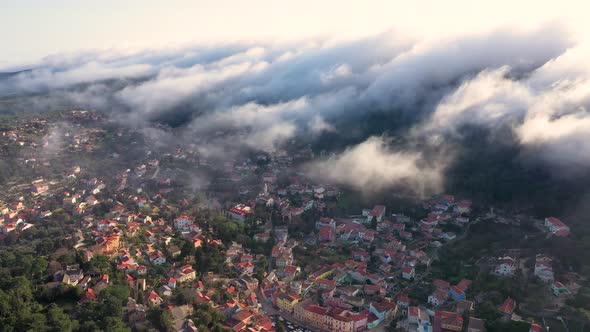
500, 297, 516, 314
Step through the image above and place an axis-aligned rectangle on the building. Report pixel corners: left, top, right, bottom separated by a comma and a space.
544, 217, 570, 236
449, 285, 466, 301
534, 255, 554, 283
434, 310, 463, 332
467, 317, 486, 332
228, 204, 252, 222
294, 302, 329, 331
149, 251, 166, 265
529, 322, 543, 332
456, 300, 474, 314
147, 290, 163, 306
397, 294, 411, 309
369, 300, 397, 323
175, 264, 197, 282
454, 200, 472, 214
327, 312, 355, 332
551, 281, 569, 297
428, 289, 448, 306
408, 307, 421, 324
493, 256, 516, 276
173, 216, 195, 232
499, 297, 516, 320
316, 217, 336, 230
276, 292, 301, 313
319, 225, 335, 242
433, 279, 450, 290
402, 266, 415, 280
368, 205, 386, 223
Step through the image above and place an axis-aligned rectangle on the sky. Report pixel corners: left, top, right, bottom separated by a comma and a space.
0, 0, 587, 69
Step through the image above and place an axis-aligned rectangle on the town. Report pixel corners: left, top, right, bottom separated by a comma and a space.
0, 110, 588, 332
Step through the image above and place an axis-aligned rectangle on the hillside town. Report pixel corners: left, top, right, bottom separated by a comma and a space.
0, 110, 587, 332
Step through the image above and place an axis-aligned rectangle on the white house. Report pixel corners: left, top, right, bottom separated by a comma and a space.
544, 217, 570, 236
493, 256, 516, 277
174, 216, 194, 232
428, 289, 448, 307
150, 251, 167, 265
367, 205, 386, 223
402, 266, 415, 280
534, 255, 554, 283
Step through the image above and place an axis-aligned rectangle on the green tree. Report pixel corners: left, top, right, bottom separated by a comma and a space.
147, 306, 174, 332
47, 303, 79, 332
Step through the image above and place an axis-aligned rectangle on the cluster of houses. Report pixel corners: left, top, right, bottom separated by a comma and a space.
250, 195, 483, 331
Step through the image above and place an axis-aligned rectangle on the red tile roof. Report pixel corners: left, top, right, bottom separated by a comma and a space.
500, 297, 516, 314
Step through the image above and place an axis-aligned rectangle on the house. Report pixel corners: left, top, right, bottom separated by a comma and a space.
80, 288, 97, 303
434, 310, 463, 332
0, 223, 16, 234
31, 182, 49, 194
421, 216, 439, 227
86, 195, 99, 206
408, 307, 420, 324
368, 205, 386, 223
529, 322, 543, 332
551, 281, 569, 297
283, 265, 301, 278
168, 277, 177, 289
402, 266, 415, 280
456, 300, 474, 314
392, 223, 406, 232
276, 292, 301, 313
433, 279, 450, 290
449, 285, 466, 301
168, 245, 181, 258
544, 217, 570, 236
175, 264, 197, 282
352, 251, 370, 262
493, 256, 516, 276
253, 232, 270, 242
499, 297, 516, 320
316, 217, 336, 230
149, 251, 167, 265
159, 285, 173, 297
294, 302, 329, 331
534, 255, 554, 283
137, 265, 147, 275
369, 300, 397, 323
455, 216, 470, 224
147, 290, 163, 306
364, 284, 385, 297
454, 200, 472, 214
238, 274, 259, 291
174, 216, 195, 232
428, 289, 448, 306
367, 314, 381, 330
327, 312, 355, 332
319, 225, 335, 242
232, 309, 254, 326
400, 230, 412, 239
227, 204, 252, 222
467, 317, 486, 332
397, 294, 410, 308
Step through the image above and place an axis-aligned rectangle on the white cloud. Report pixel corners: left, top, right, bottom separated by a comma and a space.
305, 136, 445, 196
